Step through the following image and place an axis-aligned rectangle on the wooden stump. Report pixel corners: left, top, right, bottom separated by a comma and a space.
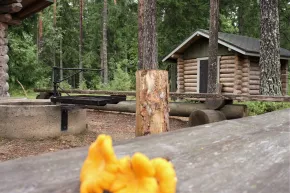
188, 110, 226, 127
220, 104, 248, 119
135, 70, 169, 136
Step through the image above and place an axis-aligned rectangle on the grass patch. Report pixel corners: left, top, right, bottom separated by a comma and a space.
9, 89, 37, 99
237, 101, 290, 116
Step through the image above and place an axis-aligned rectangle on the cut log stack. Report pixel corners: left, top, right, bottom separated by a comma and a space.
0, 0, 24, 97
177, 58, 184, 93
241, 57, 250, 95
219, 56, 236, 94
183, 58, 197, 93
281, 61, 288, 95
0, 0, 22, 25
249, 61, 260, 95
233, 55, 243, 94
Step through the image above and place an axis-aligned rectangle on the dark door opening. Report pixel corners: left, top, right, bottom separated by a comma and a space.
199, 60, 208, 93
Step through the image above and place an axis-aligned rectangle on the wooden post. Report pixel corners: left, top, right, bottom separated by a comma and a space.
136, 0, 170, 136
136, 70, 169, 136
0, 22, 9, 97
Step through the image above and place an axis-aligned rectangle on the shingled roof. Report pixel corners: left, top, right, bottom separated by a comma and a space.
0, 0, 53, 25
162, 29, 290, 62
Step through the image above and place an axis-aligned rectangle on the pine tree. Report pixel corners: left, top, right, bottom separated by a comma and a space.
259, 0, 282, 95
208, 0, 219, 93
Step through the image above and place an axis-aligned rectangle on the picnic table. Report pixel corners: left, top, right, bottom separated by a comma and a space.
0, 108, 289, 193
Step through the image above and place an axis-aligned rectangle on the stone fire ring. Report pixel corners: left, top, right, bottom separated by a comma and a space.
0, 99, 87, 139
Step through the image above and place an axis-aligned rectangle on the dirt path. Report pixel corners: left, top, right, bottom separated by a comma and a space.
0, 110, 188, 162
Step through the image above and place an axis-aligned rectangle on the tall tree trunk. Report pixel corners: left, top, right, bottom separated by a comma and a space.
60, 36, 63, 81
143, 0, 158, 69
37, 12, 43, 63
237, 5, 244, 35
259, 0, 282, 95
101, 0, 108, 84
138, 0, 144, 69
207, 0, 219, 93
135, 0, 169, 137
79, 0, 84, 88
53, 0, 56, 68
0, 22, 9, 97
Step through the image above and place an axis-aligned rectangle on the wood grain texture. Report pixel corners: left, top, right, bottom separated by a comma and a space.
0, 109, 289, 193
136, 70, 169, 136
177, 58, 184, 93
183, 70, 197, 75
183, 59, 197, 63
184, 66, 197, 71
183, 63, 197, 68
184, 79, 196, 83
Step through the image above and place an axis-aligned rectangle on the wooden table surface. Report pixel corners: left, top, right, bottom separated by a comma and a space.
0, 108, 289, 193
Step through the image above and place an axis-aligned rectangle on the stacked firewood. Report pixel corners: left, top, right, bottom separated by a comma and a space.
219, 56, 236, 94
240, 57, 250, 95
183, 59, 197, 93
177, 58, 184, 93
249, 61, 260, 95
281, 61, 288, 95
0, 0, 22, 25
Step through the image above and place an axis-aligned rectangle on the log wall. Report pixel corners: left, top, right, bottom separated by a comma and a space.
176, 55, 288, 96
177, 58, 184, 93
238, 56, 250, 95
183, 58, 197, 93
249, 58, 260, 95
281, 60, 288, 95
219, 55, 236, 94
0, 22, 9, 97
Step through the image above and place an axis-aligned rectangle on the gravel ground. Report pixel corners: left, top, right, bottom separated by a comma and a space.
0, 110, 188, 162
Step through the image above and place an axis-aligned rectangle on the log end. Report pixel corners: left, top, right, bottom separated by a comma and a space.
205, 98, 226, 110
188, 110, 226, 127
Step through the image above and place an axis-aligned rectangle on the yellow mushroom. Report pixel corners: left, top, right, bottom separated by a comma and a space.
80, 134, 177, 193
109, 153, 158, 193
80, 134, 119, 193
151, 158, 177, 193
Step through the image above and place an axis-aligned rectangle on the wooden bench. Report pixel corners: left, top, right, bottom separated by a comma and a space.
0, 108, 289, 193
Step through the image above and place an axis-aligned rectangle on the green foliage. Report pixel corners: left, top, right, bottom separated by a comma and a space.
7, 0, 290, 116
239, 101, 290, 116
35, 76, 52, 88
108, 62, 133, 91
8, 18, 51, 89
59, 81, 72, 90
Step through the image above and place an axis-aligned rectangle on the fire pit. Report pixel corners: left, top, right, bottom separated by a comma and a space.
0, 99, 87, 139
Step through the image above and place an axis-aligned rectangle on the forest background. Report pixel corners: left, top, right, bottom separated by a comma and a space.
8, 0, 290, 115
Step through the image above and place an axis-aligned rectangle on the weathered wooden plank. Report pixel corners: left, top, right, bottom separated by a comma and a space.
0, 109, 289, 193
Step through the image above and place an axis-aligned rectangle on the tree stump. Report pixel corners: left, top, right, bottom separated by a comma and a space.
188, 109, 226, 127
135, 70, 169, 136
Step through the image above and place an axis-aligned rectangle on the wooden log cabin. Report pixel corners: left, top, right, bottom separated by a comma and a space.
163, 29, 290, 95
0, 0, 53, 97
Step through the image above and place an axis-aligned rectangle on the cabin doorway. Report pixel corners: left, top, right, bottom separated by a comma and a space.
198, 59, 209, 93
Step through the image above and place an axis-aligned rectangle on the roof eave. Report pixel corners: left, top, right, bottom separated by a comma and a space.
162, 30, 248, 62
162, 30, 290, 62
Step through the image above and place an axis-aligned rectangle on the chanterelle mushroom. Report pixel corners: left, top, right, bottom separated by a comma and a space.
80, 135, 177, 193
